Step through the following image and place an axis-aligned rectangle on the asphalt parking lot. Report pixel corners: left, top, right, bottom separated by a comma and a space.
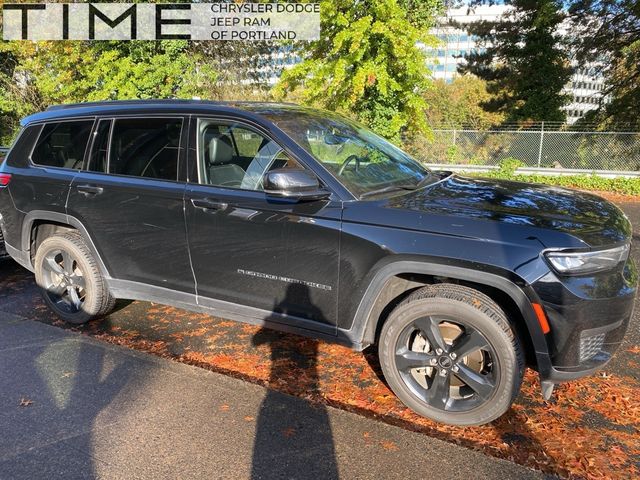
0, 315, 545, 480
1, 201, 639, 479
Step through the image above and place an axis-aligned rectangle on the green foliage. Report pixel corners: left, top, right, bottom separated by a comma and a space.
475, 159, 640, 195
494, 157, 524, 176
273, 0, 442, 143
0, 42, 20, 143
445, 145, 459, 163
397, 0, 442, 28
601, 39, 640, 127
0, 41, 217, 144
569, 0, 639, 128
424, 76, 505, 128
462, 0, 572, 123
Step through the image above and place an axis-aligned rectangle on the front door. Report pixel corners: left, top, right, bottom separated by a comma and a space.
66, 116, 194, 293
185, 118, 342, 332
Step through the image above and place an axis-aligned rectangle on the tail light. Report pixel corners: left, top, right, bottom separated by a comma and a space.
0, 173, 11, 187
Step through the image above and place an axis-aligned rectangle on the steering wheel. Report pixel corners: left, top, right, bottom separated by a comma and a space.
338, 154, 362, 176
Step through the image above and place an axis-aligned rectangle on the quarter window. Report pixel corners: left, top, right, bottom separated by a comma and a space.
107, 118, 183, 181
31, 120, 93, 169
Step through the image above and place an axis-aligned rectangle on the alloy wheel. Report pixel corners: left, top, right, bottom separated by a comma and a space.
40, 248, 87, 314
394, 316, 499, 412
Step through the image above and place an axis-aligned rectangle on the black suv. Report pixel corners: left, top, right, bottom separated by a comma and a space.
0, 100, 635, 425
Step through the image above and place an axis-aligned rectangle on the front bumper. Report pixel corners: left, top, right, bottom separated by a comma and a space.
532, 258, 636, 382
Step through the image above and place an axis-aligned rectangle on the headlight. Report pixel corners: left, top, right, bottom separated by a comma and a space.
545, 244, 630, 275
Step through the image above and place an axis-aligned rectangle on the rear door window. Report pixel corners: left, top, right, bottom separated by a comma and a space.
31, 120, 94, 169
107, 118, 183, 181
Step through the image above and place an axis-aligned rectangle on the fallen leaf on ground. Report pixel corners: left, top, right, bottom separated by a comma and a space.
380, 440, 399, 451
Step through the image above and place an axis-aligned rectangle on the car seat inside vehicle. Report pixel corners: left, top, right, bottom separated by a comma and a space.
205, 134, 246, 187
200, 123, 299, 190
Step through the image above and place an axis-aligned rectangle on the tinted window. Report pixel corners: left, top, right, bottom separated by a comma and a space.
198, 120, 301, 191
108, 118, 182, 181
88, 120, 111, 173
31, 121, 93, 169
4, 125, 43, 168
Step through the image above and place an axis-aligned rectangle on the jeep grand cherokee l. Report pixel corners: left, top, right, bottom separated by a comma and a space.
0, 100, 635, 426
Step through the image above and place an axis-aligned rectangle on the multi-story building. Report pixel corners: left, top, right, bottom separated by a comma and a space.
425, 5, 609, 124
564, 68, 609, 124
250, 47, 302, 86
426, 5, 509, 83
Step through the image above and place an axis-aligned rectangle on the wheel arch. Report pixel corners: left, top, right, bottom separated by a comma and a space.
21, 210, 111, 278
346, 259, 552, 374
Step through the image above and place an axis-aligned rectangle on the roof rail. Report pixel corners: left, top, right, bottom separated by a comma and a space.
45, 99, 302, 112
45, 99, 235, 111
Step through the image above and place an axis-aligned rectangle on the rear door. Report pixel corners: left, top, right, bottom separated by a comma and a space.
66, 116, 194, 293
9, 119, 94, 221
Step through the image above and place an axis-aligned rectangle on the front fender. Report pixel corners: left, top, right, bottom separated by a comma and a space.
337, 258, 553, 378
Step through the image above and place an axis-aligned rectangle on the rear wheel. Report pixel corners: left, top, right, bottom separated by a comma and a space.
378, 284, 524, 426
35, 232, 115, 324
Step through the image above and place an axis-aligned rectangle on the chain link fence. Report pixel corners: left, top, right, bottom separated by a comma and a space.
421, 127, 640, 172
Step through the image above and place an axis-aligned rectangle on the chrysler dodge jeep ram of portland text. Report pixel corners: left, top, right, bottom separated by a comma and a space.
0, 100, 635, 425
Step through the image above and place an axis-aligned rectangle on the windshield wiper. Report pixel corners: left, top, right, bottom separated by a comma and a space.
359, 173, 438, 199
360, 184, 418, 199
413, 173, 438, 188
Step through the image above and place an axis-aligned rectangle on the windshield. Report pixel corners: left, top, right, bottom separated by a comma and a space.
261, 109, 433, 197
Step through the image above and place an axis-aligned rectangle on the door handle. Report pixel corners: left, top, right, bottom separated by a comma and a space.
191, 198, 228, 211
76, 184, 104, 196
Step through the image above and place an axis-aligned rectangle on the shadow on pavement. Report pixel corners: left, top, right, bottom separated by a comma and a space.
0, 310, 134, 478
251, 284, 339, 480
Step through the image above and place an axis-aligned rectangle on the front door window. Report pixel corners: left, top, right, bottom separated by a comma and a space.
198, 120, 302, 190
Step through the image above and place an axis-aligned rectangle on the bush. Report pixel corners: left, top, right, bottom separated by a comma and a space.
471, 158, 640, 196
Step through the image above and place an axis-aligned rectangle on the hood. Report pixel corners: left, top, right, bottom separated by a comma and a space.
381, 175, 631, 248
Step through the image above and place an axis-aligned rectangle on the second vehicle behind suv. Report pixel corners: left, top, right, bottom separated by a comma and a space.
0, 100, 635, 426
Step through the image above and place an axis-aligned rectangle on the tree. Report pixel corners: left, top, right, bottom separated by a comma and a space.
273, 0, 442, 142
424, 75, 505, 128
8, 41, 218, 104
398, 0, 443, 29
0, 42, 21, 144
568, 0, 640, 127
0, 41, 218, 143
461, 0, 573, 123
191, 40, 279, 100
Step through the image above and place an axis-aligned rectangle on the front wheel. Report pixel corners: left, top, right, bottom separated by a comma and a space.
378, 284, 524, 426
35, 231, 115, 324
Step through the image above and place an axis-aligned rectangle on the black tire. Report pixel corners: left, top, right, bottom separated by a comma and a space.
378, 283, 524, 426
34, 231, 115, 324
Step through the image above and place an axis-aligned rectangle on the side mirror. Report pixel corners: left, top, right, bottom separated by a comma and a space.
263, 169, 331, 202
